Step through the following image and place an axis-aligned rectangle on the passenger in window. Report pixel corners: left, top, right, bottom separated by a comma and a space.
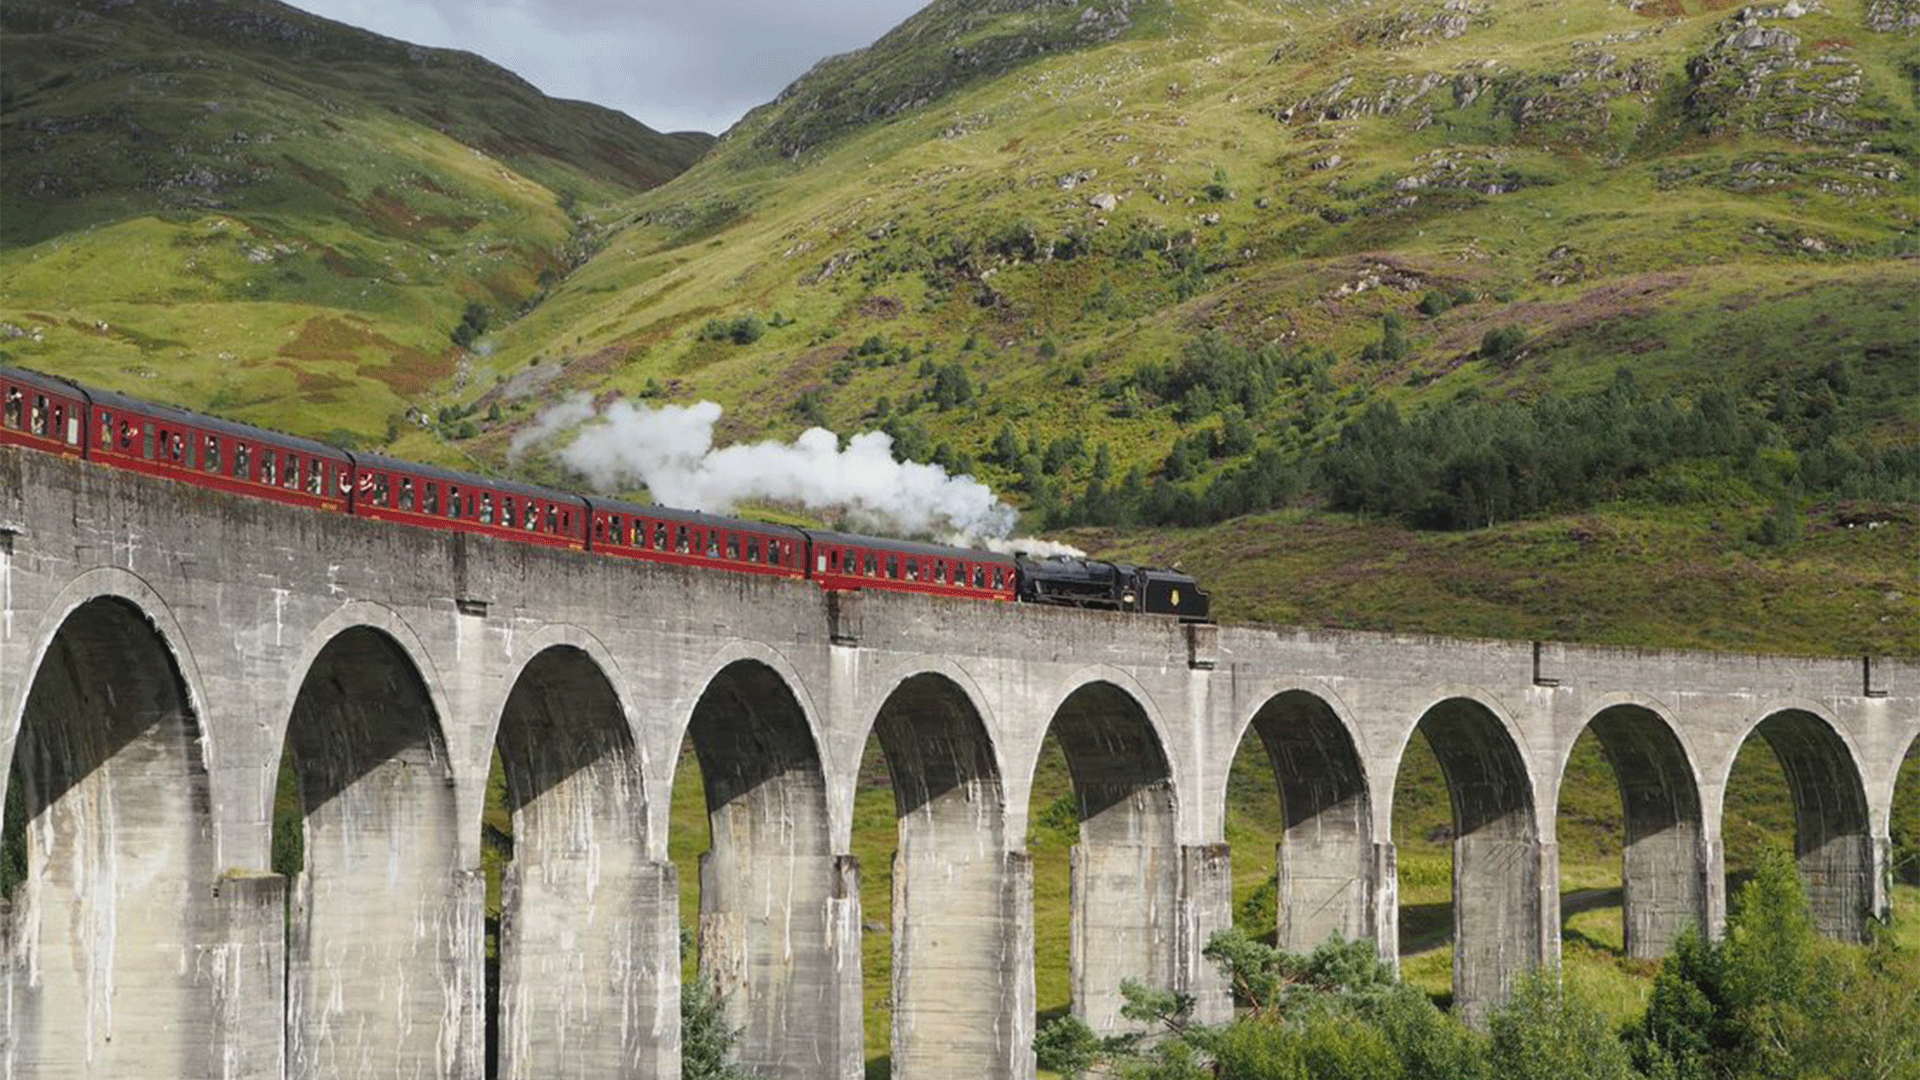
233, 443, 250, 478
4, 388, 20, 428
449, 488, 463, 517
547, 506, 560, 533
424, 483, 438, 514
285, 456, 301, 488
480, 493, 494, 525
727, 535, 740, 559
310, 460, 325, 494
202, 434, 216, 468
262, 451, 277, 485
400, 477, 415, 511
31, 396, 46, 436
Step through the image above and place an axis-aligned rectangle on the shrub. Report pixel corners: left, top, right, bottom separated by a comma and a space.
1478, 325, 1527, 369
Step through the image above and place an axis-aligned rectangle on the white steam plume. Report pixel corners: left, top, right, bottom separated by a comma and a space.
539, 397, 1041, 544
508, 390, 596, 461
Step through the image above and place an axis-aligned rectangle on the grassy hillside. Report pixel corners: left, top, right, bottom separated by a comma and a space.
0, 0, 711, 441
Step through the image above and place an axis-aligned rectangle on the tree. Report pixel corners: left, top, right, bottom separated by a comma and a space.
1487, 970, 1635, 1080
681, 970, 752, 1080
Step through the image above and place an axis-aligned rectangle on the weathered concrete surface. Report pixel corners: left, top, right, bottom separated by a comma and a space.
1, 447, 1915, 1075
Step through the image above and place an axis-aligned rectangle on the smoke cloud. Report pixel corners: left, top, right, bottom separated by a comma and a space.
528, 396, 1046, 544
507, 390, 596, 460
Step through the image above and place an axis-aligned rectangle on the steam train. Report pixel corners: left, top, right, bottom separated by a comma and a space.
0, 365, 1210, 620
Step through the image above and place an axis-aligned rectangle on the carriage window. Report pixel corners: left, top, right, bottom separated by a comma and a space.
676, 525, 690, 553
934, 562, 946, 584
559, 509, 569, 534
261, 449, 277, 485
863, 552, 876, 575
400, 477, 415, 511
767, 539, 781, 565
750, 538, 763, 563
993, 568, 1005, 589
607, 514, 622, 544
480, 492, 495, 525
502, 497, 516, 527
886, 555, 899, 579
63, 406, 80, 446
200, 435, 217, 472
906, 559, 919, 581
595, 517, 607, 541
31, 395, 47, 436
424, 482, 439, 514
233, 442, 250, 479
284, 454, 300, 488
974, 567, 986, 588
143, 424, 155, 460
726, 534, 740, 560
3, 388, 20, 429
449, 486, 463, 518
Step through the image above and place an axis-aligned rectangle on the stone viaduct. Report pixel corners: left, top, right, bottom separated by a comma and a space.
0, 447, 1913, 1079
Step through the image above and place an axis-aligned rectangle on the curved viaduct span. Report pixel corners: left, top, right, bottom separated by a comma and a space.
1, 448, 1913, 1079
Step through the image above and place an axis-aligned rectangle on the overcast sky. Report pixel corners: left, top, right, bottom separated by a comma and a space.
286, 0, 930, 135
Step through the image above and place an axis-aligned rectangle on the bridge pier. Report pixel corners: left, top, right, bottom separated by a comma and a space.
1176, 842, 1235, 1024
210, 873, 290, 1080
500, 859, 681, 1077
1588, 705, 1709, 959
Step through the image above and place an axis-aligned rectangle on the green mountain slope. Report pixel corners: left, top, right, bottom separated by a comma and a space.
0, 0, 711, 439
452, 0, 1915, 653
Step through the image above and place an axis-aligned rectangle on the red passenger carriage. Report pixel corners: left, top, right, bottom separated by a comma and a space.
806, 529, 1016, 603
351, 454, 588, 550
585, 496, 807, 578
0, 368, 89, 459
86, 389, 352, 513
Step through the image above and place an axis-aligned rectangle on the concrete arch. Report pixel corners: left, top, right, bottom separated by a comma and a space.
1383, 684, 1534, 834
1560, 701, 1706, 959
278, 600, 452, 762
491, 643, 651, 1080
1041, 672, 1177, 833
680, 654, 846, 1080
1396, 694, 1544, 1024
4, 565, 209, 767
868, 669, 1025, 1080
1041, 677, 1179, 1035
4, 592, 217, 1077
1240, 687, 1375, 953
856, 655, 1007, 791
282, 621, 471, 1080
1726, 703, 1874, 942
